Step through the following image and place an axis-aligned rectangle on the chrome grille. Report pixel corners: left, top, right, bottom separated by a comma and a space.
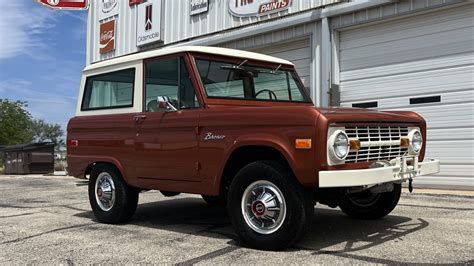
345, 126, 409, 163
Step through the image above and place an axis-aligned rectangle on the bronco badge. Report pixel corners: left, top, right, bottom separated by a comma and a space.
204, 132, 226, 141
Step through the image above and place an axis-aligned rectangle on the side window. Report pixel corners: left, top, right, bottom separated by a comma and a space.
145, 57, 200, 112
81, 68, 135, 111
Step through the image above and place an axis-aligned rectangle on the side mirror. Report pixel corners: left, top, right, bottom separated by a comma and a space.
157, 96, 178, 112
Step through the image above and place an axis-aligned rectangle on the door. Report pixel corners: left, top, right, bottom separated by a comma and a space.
338, 5, 474, 186
134, 56, 201, 181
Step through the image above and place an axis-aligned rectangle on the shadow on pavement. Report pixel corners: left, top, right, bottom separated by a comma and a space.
74, 197, 428, 254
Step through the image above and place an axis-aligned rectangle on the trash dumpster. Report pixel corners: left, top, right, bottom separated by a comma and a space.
2, 143, 55, 174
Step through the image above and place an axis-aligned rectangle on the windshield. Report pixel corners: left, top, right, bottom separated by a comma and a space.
195, 59, 310, 103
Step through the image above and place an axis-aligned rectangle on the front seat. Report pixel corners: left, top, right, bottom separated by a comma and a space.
147, 100, 158, 112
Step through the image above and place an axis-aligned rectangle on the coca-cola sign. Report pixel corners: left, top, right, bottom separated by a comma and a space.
228, 0, 292, 17
99, 20, 115, 54
35, 0, 89, 10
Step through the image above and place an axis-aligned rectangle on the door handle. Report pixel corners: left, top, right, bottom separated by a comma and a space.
133, 115, 147, 121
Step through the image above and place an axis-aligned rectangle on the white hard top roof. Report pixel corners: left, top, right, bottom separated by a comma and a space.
84, 46, 294, 72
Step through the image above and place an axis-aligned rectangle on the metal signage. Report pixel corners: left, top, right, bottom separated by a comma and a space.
136, 0, 163, 47
129, 0, 144, 6
99, 0, 119, 21
35, 0, 89, 10
190, 0, 208, 15
228, 0, 292, 17
99, 20, 115, 54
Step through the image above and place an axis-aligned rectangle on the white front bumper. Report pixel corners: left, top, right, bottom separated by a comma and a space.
319, 157, 440, 188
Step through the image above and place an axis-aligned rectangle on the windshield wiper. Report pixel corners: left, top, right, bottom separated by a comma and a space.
271, 64, 282, 74
220, 59, 249, 71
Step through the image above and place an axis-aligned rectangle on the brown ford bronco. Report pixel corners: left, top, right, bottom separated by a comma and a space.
67, 46, 440, 250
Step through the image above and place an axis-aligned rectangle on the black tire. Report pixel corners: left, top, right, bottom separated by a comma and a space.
202, 195, 226, 206
227, 161, 313, 250
160, 191, 180, 197
88, 164, 139, 224
339, 183, 401, 219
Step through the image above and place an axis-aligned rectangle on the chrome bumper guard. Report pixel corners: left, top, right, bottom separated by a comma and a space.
319, 156, 440, 188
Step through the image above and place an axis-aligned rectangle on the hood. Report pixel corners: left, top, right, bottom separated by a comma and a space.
316, 107, 424, 124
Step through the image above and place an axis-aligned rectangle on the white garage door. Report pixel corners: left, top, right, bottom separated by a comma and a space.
251, 38, 311, 88
338, 4, 474, 187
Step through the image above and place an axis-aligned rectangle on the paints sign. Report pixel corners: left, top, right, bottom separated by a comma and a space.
229, 0, 292, 17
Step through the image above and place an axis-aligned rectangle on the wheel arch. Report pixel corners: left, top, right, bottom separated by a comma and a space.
215, 143, 298, 197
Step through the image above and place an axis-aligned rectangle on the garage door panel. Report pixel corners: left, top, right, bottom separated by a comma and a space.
349, 90, 474, 110
425, 140, 474, 165
426, 128, 474, 142
340, 65, 474, 102
340, 14, 474, 50
341, 52, 474, 82
433, 164, 474, 178
387, 103, 474, 129
341, 34, 473, 71
339, 4, 473, 47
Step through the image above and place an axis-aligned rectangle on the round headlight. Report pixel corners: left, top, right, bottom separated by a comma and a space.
333, 131, 349, 160
409, 129, 423, 154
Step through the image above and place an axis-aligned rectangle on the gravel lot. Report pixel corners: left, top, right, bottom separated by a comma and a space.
1, 175, 473, 265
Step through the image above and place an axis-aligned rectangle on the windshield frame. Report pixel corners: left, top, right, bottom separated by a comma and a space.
190, 52, 313, 105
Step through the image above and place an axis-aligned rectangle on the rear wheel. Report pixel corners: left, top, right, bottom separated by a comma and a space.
339, 183, 401, 219
88, 164, 139, 224
228, 161, 313, 250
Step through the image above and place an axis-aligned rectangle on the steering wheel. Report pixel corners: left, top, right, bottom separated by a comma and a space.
255, 89, 278, 100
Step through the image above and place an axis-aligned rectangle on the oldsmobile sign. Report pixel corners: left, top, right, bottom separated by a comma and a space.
229, 0, 292, 17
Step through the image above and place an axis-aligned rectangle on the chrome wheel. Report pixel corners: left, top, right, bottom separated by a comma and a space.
241, 180, 286, 234
95, 172, 115, 211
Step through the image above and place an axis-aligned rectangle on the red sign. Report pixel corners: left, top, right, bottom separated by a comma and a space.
129, 0, 144, 6
99, 20, 115, 54
36, 0, 89, 10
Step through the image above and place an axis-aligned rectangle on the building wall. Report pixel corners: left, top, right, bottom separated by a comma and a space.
86, 0, 342, 65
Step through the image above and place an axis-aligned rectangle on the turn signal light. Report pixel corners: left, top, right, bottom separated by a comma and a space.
295, 139, 312, 149
400, 137, 410, 148
68, 140, 79, 147
349, 139, 361, 151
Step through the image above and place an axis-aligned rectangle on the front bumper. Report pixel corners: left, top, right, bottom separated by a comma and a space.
319, 156, 440, 188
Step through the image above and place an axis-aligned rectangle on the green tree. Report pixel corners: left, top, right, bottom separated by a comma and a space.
31, 119, 65, 147
0, 99, 34, 145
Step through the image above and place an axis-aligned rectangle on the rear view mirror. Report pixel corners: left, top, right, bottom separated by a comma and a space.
157, 96, 178, 112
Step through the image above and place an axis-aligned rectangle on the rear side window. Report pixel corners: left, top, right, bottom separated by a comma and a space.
81, 68, 135, 111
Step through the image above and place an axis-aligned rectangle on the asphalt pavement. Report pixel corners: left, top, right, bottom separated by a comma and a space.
0, 174, 473, 265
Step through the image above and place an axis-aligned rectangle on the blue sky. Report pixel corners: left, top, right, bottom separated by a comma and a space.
0, 1, 87, 130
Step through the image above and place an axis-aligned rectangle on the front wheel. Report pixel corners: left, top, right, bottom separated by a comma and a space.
88, 164, 139, 224
227, 161, 313, 250
338, 183, 401, 219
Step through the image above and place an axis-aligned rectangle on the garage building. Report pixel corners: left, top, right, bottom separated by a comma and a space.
86, 0, 474, 189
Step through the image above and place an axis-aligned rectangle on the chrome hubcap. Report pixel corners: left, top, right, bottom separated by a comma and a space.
241, 180, 286, 234
95, 172, 115, 211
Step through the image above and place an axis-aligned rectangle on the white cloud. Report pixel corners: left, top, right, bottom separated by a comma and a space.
0, 2, 86, 60
0, 2, 57, 59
